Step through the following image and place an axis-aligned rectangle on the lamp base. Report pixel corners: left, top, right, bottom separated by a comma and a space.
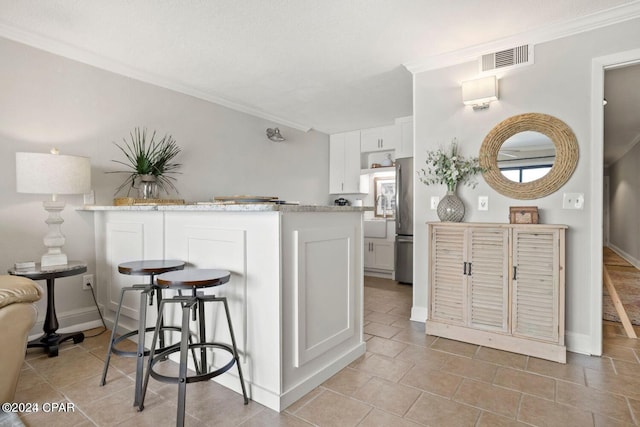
41, 200, 68, 268
41, 253, 68, 268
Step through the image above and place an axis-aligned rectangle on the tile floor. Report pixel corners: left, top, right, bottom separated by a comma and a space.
8, 276, 640, 426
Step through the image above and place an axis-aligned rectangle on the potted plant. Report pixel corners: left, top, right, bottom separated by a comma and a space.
109, 127, 182, 198
418, 138, 484, 221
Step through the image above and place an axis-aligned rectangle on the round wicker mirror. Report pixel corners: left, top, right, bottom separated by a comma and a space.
479, 113, 579, 200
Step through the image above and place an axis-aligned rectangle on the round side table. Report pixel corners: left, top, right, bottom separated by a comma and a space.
8, 261, 87, 357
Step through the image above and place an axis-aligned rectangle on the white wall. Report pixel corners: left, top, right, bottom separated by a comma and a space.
0, 37, 329, 331
413, 18, 640, 355
609, 140, 640, 266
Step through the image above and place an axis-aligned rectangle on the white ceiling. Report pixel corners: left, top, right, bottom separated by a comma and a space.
0, 0, 637, 135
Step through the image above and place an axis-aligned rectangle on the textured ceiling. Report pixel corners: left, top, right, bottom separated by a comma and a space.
0, 0, 636, 134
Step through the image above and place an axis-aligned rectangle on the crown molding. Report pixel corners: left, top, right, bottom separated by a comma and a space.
0, 21, 312, 132
404, 1, 640, 74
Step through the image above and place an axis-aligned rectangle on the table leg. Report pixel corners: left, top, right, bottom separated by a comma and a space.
27, 277, 85, 357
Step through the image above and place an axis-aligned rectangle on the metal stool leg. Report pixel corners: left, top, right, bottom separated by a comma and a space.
100, 286, 129, 386
139, 299, 168, 411
176, 299, 194, 427
133, 288, 152, 407
219, 296, 249, 404
197, 297, 207, 373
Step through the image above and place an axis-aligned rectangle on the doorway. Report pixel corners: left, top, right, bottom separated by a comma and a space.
602, 63, 640, 332
591, 49, 640, 355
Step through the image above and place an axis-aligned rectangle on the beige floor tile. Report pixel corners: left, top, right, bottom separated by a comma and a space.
390, 327, 436, 347
405, 393, 481, 427
78, 384, 153, 426
453, 378, 521, 418
284, 387, 322, 414
567, 351, 616, 373
400, 365, 462, 398
358, 408, 423, 426
593, 412, 635, 427
295, 390, 372, 427
585, 367, 640, 401
493, 366, 555, 399
612, 358, 640, 378
395, 344, 448, 369
626, 397, 640, 425
364, 310, 406, 325
556, 380, 634, 423
350, 353, 413, 382
58, 371, 134, 408
526, 356, 587, 385
322, 367, 372, 396
365, 336, 408, 358
475, 347, 528, 370
19, 400, 91, 427
518, 394, 594, 426
363, 322, 402, 339
13, 380, 66, 407
441, 354, 498, 383
238, 409, 313, 426
353, 377, 421, 416
430, 337, 479, 358
476, 411, 528, 427
603, 343, 640, 363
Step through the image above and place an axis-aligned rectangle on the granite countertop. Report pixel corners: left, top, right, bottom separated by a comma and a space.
79, 203, 373, 213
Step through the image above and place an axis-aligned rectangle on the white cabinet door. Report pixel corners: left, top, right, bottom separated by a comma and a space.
329, 131, 361, 194
429, 225, 466, 325
364, 238, 394, 271
360, 125, 399, 152
511, 228, 560, 343
466, 227, 509, 333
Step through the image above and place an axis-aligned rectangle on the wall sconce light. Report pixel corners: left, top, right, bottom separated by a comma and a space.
266, 128, 285, 142
462, 76, 499, 111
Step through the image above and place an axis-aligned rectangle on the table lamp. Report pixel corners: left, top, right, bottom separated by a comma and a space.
16, 149, 91, 267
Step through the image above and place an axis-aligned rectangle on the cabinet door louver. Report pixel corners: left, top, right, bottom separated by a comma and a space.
430, 227, 465, 324
512, 230, 559, 342
468, 229, 509, 332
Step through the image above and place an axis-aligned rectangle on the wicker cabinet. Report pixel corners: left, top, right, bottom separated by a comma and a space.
427, 223, 566, 363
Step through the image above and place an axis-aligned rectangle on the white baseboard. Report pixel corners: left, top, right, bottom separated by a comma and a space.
607, 243, 640, 270
28, 305, 102, 339
410, 305, 427, 323
565, 330, 597, 356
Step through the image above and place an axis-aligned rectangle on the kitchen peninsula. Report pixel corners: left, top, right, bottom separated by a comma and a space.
82, 203, 368, 411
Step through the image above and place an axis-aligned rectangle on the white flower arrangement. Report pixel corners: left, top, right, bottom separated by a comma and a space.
418, 138, 484, 192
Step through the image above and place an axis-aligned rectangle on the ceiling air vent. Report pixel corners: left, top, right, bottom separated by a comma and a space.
481, 45, 532, 72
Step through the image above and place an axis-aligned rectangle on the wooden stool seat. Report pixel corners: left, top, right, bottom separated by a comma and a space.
155, 268, 230, 289
118, 259, 186, 276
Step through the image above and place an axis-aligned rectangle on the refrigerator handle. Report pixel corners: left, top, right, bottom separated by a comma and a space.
396, 163, 401, 229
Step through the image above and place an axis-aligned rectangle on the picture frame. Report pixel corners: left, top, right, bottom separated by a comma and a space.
509, 206, 539, 224
374, 177, 396, 218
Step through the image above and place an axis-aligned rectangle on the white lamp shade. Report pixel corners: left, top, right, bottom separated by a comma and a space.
462, 76, 499, 106
16, 152, 91, 195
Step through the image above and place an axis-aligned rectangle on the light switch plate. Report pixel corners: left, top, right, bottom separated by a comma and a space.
562, 192, 584, 209
478, 196, 489, 211
430, 196, 439, 210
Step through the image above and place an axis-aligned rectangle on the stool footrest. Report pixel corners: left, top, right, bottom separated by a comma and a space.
149, 342, 237, 384
110, 325, 185, 357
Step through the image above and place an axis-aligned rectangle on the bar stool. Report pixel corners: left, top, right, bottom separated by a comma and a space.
100, 259, 185, 408
139, 269, 248, 426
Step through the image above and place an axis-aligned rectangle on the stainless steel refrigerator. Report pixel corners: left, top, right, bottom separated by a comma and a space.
395, 157, 413, 284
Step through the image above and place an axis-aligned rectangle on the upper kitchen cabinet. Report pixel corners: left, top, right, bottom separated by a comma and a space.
330, 130, 363, 194
396, 117, 414, 159
360, 125, 400, 152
